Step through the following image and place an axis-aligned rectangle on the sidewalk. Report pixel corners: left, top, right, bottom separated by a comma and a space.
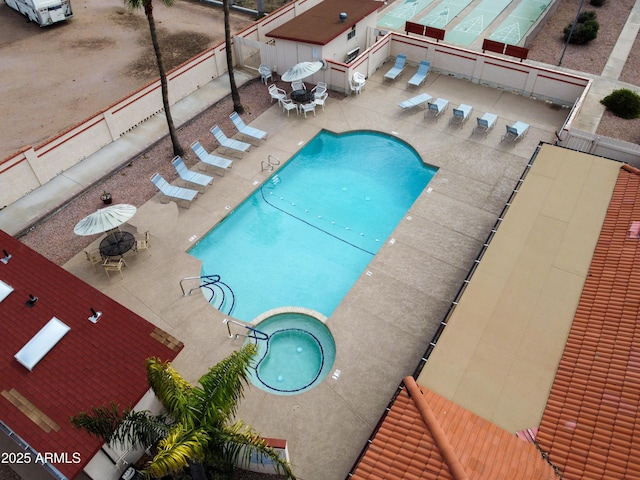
0, 71, 253, 237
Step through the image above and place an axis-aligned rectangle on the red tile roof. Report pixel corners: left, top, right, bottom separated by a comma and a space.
266, 0, 381, 46
536, 165, 640, 479
0, 230, 183, 479
350, 376, 556, 480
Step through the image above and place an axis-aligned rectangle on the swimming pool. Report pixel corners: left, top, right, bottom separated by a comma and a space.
189, 130, 437, 321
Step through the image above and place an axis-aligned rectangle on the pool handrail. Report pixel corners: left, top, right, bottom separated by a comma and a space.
224, 318, 269, 342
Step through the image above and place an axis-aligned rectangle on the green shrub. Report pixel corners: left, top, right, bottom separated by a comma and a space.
590, 0, 606, 6
563, 11, 599, 45
601, 89, 640, 119
577, 10, 597, 22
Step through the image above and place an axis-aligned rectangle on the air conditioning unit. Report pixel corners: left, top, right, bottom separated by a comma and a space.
345, 47, 360, 64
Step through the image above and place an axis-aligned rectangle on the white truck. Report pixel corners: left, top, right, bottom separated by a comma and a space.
4, 0, 73, 26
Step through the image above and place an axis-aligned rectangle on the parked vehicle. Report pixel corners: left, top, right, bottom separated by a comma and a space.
4, 0, 73, 26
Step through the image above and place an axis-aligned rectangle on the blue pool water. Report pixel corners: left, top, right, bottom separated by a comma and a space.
189, 130, 436, 321
243, 312, 336, 395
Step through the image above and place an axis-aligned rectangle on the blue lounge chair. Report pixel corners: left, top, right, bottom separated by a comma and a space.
399, 93, 433, 113
408, 60, 431, 88
474, 113, 498, 136
211, 125, 251, 158
229, 111, 268, 144
425, 98, 449, 120
191, 141, 233, 176
502, 121, 530, 143
171, 156, 214, 193
384, 54, 407, 81
449, 104, 473, 127
150, 173, 198, 208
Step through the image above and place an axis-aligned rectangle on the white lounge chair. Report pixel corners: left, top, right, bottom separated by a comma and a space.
211, 125, 251, 158
399, 93, 433, 113
449, 104, 473, 127
229, 111, 268, 144
300, 101, 316, 118
474, 113, 498, 136
259, 64, 273, 85
268, 84, 287, 104
350, 77, 363, 96
426, 98, 449, 119
150, 173, 198, 208
502, 121, 530, 143
384, 54, 407, 81
171, 156, 213, 193
408, 60, 431, 88
191, 141, 233, 176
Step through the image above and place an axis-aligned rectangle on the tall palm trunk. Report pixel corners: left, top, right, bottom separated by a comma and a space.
143, 0, 184, 156
224, 0, 244, 114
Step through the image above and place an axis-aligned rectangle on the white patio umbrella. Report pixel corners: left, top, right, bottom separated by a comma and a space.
280, 61, 324, 82
73, 204, 137, 236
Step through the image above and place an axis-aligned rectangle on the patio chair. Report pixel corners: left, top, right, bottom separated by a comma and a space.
399, 93, 432, 113
210, 125, 251, 158
258, 64, 273, 85
383, 54, 406, 81
229, 111, 268, 144
408, 60, 431, 88
84, 248, 103, 272
502, 121, 530, 143
425, 98, 449, 120
449, 104, 473, 127
291, 80, 306, 92
133, 231, 151, 256
314, 92, 328, 111
102, 257, 126, 279
150, 173, 199, 208
191, 141, 233, 176
312, 81, 327, 99
281, 98, 299, 116
171, 156, 214, 193
268, 84, 287, 104
473, 112, 498, 136
300, 101, 316, 118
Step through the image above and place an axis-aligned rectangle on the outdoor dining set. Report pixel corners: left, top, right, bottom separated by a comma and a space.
75, 204, 151, 279
264, 62, 330, 118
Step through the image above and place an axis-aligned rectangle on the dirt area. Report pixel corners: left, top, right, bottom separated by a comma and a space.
0, 0, 254, 161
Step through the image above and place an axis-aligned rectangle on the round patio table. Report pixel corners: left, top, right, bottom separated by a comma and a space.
99, 231, 135, 257
290, 89, 314, 104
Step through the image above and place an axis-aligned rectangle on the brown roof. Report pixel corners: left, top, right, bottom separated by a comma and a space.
536, 165, 640, 480
265, 0, 381, 45
350, 376, 556, 480
0, 230, 183, 478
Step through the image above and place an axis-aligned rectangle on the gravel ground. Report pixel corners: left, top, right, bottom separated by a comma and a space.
5, 2, 640, 479
527, 0, 640, 143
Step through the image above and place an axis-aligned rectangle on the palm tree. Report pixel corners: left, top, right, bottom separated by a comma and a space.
223, 0, 244, 114
124, 0, 184, 157
71, 345, 295, 479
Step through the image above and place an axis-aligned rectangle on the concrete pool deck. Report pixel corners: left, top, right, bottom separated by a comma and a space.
61, 67, 570, 480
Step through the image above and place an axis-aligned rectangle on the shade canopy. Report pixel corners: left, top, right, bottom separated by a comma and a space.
74, 204, 137, 236
281, 61, 324, 82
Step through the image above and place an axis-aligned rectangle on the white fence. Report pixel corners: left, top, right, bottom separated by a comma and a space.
0, 0, 605, 211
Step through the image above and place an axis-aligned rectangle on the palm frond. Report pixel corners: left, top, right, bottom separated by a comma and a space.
143, 424, 209, 478
146, 357, 194, 424
70, 402, 130, 444
70, 403, 170, 450
195, 344, 257, 425
209, 421, 296, 479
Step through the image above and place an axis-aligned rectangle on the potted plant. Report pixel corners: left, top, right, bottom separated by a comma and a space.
101, 191, 112, 205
